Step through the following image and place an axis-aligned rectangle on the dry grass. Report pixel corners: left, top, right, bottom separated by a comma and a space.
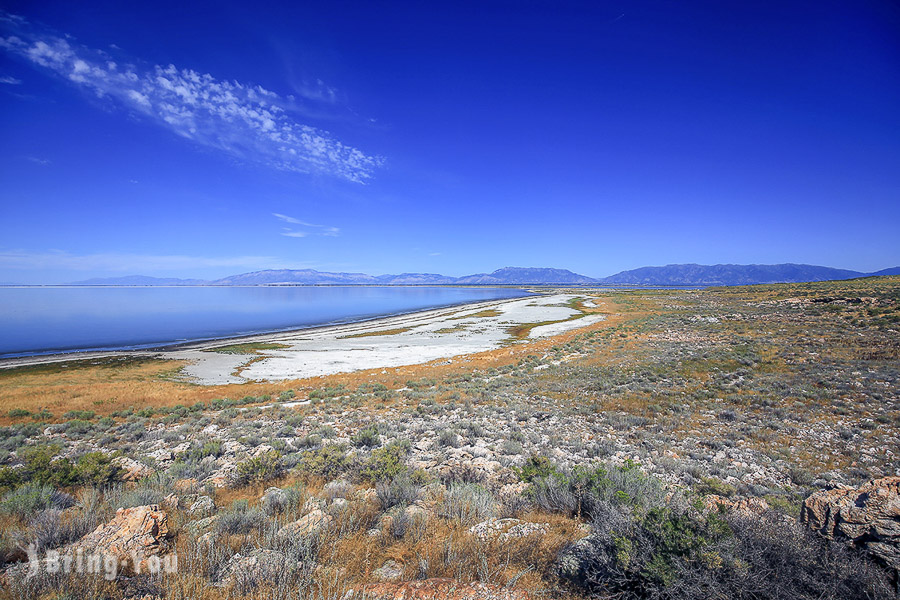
338, 327, 414, 339
205, 342, 291, 354
0, 295, 630, 424
449, 309, 503, 320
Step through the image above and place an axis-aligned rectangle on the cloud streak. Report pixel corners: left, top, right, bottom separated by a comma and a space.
273, 213, 340, 238
0, 14, 383, 182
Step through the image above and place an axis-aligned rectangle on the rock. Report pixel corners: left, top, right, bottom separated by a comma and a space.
469, 518, 547, 541
113, 456, 155, 481
801, 476, 900, 569
277, 509, 333, 539
162, 493, 180, 510
343, 578, 535, 600
218, 548, 285, 588
260, 487, 288, 511
173, 478, 199, 493
189, 495, 215, 514
65, 504, 172, 572
184, 515, 219, 535
373, 559, 404, 582
703, 495, 769, 516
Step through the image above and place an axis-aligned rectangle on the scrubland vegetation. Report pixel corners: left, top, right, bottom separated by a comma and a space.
0, 277, 898, 598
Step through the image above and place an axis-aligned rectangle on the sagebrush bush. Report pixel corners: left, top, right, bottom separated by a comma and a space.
215, 499, 268, 536
232, 451, 285, 486
438, 483, 496, 525
1, 483, 74, 518
361, 439, 410, 482
351, 424, 381, 448
376, 473, 421, 510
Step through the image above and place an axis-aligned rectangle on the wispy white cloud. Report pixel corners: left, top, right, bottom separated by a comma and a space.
0, 249, 289, 272
0, 74, 21, 84
273, 213, 340, 238
0, 14, 383, 182
24, 155, 50, 165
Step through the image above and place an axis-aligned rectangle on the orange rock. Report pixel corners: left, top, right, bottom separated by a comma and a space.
66, 504, 172, 572
801, 476, 900, 569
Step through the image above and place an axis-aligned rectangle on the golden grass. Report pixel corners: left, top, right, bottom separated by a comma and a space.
338, 327, 413, 339
204, 342, 291, 354
0, 296, 630, 425
449, 309, 503, 320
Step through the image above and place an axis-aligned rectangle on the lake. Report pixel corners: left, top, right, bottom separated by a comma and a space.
0, 286, 531, 358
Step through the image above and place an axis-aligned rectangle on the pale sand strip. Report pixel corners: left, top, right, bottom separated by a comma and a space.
1, 293, 605, 384
173, 293, 603, 384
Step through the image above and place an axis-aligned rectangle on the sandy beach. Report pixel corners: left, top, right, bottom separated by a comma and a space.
0, 292, 607, 385
172, 293, 606, 384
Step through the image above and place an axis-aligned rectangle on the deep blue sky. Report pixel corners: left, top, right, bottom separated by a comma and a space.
1, 0, 898, 283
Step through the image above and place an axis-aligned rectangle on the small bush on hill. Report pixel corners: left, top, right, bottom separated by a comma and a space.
232, 451, 284, 486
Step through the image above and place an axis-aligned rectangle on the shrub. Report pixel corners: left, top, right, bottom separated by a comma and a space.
513, 454, 559, 483
361, 440, 410, 482
1, 483, 74, 519
74, 452, 123, 486
180, 440, 224, 461
437, 429, 459, 448
351, 424, 381, 448
376, 473, 421, 510
438, 484, 496, 525
215, 500, 268, 535
62, 410, 95, 420
232, 451, 284, 486
18, 445, 77, 487
7, 409, 30, 418
297, 445, 350, 479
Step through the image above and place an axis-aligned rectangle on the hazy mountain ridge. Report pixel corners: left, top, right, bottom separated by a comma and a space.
598, 263, 873, 285
68, 264, 900, 287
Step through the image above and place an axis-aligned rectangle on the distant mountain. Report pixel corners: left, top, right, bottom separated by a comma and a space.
456, 267, 598, 285
210, 266, 597, 285
375, 273, 458, 285
71, 275, 207, 285
212, 269, 378, 285
599, 263, 868, 286
66, 264, 900, 288
869, 266, 900, 277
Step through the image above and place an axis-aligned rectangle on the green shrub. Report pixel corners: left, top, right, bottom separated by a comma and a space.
7, 409, 30, 418
1, 483, 74, 518
62, 410, 95, 420
513, 454, 559, 482
351, 424, 381, 448
74, 452, 123, 486
19, 445, 77, 487
297, 445, 349, 479
0, 466, 22, 493
361, 440, 410, 482
232, 451, 284, 486
180, 440, 224, 461
31, 408, 52, 421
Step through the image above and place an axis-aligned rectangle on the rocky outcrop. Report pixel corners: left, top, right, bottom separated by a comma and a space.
343, 579, 537, 600
469, 518, 548, 541
277, 509, 333, 539
218, 548, 286, 588
66, 504, 172, 571
801, 476, 900, 569
112, 456, 155, 481
703, 495, 770, 516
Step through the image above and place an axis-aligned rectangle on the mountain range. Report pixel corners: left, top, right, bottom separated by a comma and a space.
69, 264, 900, 287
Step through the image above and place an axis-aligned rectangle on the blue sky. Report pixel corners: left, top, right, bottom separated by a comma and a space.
1, 0, 898, 283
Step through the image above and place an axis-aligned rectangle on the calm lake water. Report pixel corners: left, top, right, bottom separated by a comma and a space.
0, 286, 531, 358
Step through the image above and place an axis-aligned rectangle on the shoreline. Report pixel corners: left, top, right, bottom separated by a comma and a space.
0, 293, 542, 370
